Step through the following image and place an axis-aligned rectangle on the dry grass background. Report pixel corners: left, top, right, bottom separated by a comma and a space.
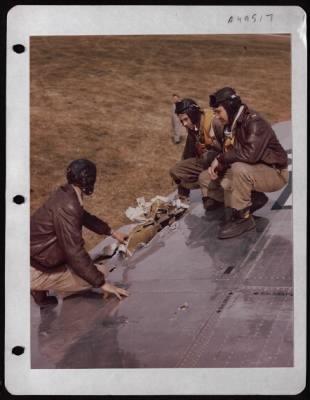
30, 34, 291, 249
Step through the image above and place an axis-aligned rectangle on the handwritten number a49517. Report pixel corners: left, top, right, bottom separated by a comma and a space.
228, 14, 273, 24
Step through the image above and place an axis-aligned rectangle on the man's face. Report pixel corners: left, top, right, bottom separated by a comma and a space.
178, 113, 194, 130
83, 174, 96, 196
213, 105, 229, 125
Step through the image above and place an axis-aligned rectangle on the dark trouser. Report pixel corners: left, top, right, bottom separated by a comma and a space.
169, 157, 205, 198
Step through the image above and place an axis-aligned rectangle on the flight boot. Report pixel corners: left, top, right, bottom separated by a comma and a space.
250, 191, 268, 214
177, 185, 190, 202
218, 207, 255, 239
31, 290, 58, 307
202, 196, 224, 211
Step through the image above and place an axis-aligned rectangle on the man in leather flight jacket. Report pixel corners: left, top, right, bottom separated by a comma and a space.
199, 87, 288, 239
30, 159, 129, 307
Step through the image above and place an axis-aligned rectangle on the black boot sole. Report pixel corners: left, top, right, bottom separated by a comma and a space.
205, 203, 224, 211
37, 298, 58, 308
31, 292, 58, 307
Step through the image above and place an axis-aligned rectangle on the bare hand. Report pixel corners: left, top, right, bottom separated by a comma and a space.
111, 230, 128, 244
101, 282, 129, 300
208, 158, 219, 180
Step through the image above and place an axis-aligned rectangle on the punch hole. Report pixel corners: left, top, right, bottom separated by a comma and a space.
13, 44, 25, 54
12, 346, 25, 356
13, 195, 25, 204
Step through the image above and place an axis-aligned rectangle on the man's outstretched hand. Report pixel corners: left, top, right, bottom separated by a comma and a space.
101, 282, 129, 300
111, 230, 128, 244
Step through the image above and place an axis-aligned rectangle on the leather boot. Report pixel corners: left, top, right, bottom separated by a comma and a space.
202, 196, 224, 211
218, 207, 255, 239
31, 290, 58, 307
250, 191, 268, 214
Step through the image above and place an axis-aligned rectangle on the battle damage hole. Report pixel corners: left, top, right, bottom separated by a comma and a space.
224, 266, 235, 274
179, 302, 189, 310
12, 346, 25, 356
13, 195, 25, 204
13, 44, 25, 53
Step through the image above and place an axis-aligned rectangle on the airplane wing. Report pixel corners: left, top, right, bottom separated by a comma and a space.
31, 121, 293, 369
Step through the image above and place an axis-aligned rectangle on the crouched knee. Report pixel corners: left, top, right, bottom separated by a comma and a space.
198, 170, 211, 186
220, 177, 231, 191
230, 162, 249, 175
169, 162, 183, 184
220, 162, 249, 190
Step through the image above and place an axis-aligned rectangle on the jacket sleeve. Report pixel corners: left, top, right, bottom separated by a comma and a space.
82, 210, 112, 235
53, 205, 106, 288
217, 117, 273, 165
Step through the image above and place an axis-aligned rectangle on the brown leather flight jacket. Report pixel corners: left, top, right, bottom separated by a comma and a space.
31, 184, 112, 287
216, 106, 288, 168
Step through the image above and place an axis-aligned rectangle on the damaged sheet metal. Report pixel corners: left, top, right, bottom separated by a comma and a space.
93, 195, 189, 259
119, 195, 189, 256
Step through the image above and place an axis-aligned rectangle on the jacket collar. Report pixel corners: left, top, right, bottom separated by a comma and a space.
224, 105, 245, 137
72, 185, 84, 206
236, 104, 249, 124
61, 183, 84, 207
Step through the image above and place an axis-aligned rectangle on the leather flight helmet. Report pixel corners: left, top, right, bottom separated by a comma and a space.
209, 87, 242, 122
175, 98, 201, 125
66, 159, 97, 195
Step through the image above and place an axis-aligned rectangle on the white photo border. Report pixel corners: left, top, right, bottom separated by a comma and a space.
5, 5, 307, 395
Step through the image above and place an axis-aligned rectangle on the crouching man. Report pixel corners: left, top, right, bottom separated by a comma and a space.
169, 98, 223, 202
30, 159, 129, 307
199, 87, 288, 239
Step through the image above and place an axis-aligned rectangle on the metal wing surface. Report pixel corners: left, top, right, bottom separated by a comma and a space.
31, 121, 293, 369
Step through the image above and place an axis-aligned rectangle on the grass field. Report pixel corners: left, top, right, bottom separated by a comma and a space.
30, 34, 291, 249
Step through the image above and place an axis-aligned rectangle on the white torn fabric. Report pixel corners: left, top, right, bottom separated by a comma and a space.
96, 241, 131, 259
125, 194, 189, 222
172, 198, 190, 209
125, 206, 146, 222
101, 242, 118, 257
136, 197, 147, 207
117, 243, 132, 257
151, 195, 169, 203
